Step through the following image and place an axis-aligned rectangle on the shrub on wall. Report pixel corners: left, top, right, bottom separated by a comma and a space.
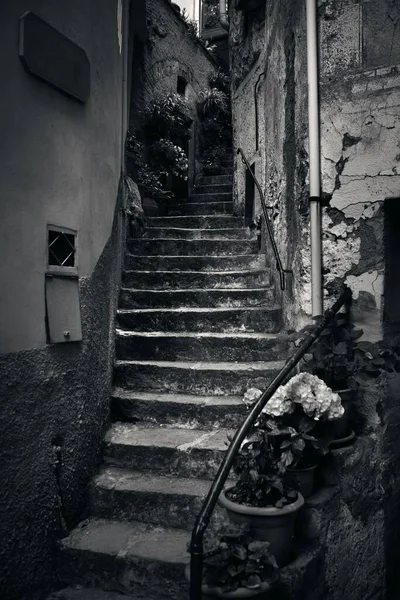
197, 71, 232, 169
128, 93, 192, 198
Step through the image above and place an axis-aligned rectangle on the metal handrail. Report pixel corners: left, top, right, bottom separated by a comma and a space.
237, 147, 292, 291
189, 285, 352, 600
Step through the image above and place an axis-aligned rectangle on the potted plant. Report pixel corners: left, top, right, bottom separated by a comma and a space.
302, 313, 363, 441
219, 374, 344, 565
185, 523, 278, 599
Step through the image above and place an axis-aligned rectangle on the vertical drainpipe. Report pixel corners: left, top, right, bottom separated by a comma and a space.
121, 0, 129, 182
306, 0, 323, 317
219, 0, 229, 30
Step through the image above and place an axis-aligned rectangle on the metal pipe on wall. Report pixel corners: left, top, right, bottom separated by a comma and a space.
306, 0, 323, 316
219, 0, 229, 30
121, 0, 130, 181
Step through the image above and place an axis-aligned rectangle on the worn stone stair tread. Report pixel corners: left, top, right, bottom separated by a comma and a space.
119, 286, 271, 294
114, 359, 285, 371
61, 517, 190, 565
146, 216, 243, 229
117, 306, 279, 315
124, 254, 266, 274
124, 264, 265, 272
94, 465, 233, 497
105, 422, 232, 451
46, 587, 137, 600
142, 228, 253, 240
116, 329, 282, 339
112, 388, 245, 406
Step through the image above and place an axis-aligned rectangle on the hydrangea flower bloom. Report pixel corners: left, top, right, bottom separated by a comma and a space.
243, 373, 344, 422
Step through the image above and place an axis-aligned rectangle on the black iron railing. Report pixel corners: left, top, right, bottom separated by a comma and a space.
189, 285, 352, 600
237, 147, 292, 291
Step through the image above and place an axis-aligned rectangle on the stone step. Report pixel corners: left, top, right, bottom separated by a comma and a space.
146, 215, 243, 229
193, 183, 232, 194
203, 165, 233, 176
197, 174, 232, 186
141, 227, 253, 240
127, 238, 258, 257
119, 286, 274, 309
122, 268, 269, 290
168, 201, 232, 216
58, 518, 323, 600
91, 466, 232, 531
185, 192, 232, 204
104, 423, 232, 478
46, 588, 139, 600
58, 518, 189, 600
116, 306, 282, 333
110, 390, 247, 429
113, 359, 285, 396
115, 331, 289, 362
124, 254, 265, 273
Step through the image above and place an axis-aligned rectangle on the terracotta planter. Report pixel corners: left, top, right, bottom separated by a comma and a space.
332, 388, 353, 439
219, 488, 304, 566
329, 429, 356, 452
285, 464, 317, 498
184, 564, 271, 600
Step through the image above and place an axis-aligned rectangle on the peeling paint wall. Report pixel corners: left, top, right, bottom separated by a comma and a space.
231, 0, 400, 340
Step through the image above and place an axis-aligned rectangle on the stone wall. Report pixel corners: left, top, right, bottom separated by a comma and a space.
230, 0, 308, 320
130, 0, 218, 185
230, 0, 400, 339
229, 1, 400, 596
0, 0, 126, 596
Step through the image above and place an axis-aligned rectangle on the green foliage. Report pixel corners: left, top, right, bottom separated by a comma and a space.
302, 312, 363, 390
202, 524, 278, 593
198, 87, 229, 118
228, 426, 298, 509
136, 165, 173, 199
349, 340, 400, 388
262, 410, 330, 471
149, 139, 188, 180
143, 93, 192, 143
209, 70, 231, 93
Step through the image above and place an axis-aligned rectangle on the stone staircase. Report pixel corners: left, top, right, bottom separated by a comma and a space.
55, 154, 291, 599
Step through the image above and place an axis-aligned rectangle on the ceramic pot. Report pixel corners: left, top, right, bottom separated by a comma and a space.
329, 429, 356, 452
332, 388, 353, 440
218, 488, 304, 566
184, 564, 271, 599
285, 464, 317, 498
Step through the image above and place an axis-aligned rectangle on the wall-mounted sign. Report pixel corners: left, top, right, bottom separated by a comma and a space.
19, 11, 90, 102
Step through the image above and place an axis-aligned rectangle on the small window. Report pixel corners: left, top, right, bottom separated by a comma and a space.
177, 75, 187, 96
48, 226, 76, 268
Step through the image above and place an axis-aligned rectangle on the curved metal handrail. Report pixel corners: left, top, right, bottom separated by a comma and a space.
189, 285, 352, 600
237, 147, 292, 291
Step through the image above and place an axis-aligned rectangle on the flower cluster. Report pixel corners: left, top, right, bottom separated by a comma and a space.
243, 373, 344, 422
150, 138, 189, 179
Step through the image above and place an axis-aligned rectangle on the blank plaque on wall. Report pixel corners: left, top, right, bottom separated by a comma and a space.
19, 11, 90, 102
45, 275, 82, 343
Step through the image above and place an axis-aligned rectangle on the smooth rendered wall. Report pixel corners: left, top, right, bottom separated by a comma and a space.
0, 1, 124, 597
0, 0, 123, 354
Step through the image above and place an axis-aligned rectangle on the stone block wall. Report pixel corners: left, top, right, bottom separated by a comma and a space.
130, 0, 218, 185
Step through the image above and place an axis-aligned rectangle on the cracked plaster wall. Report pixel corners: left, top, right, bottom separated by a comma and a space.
232, 0, 400, 339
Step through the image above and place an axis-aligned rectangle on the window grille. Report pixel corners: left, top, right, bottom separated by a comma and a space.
48, 228, 76, 268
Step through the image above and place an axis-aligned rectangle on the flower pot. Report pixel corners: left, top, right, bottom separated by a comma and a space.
332, 388, 353, 440
329, 429, 356, 451
285, 464, 317, 498
219, 488, 304, 566
184, 564, 271, 600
